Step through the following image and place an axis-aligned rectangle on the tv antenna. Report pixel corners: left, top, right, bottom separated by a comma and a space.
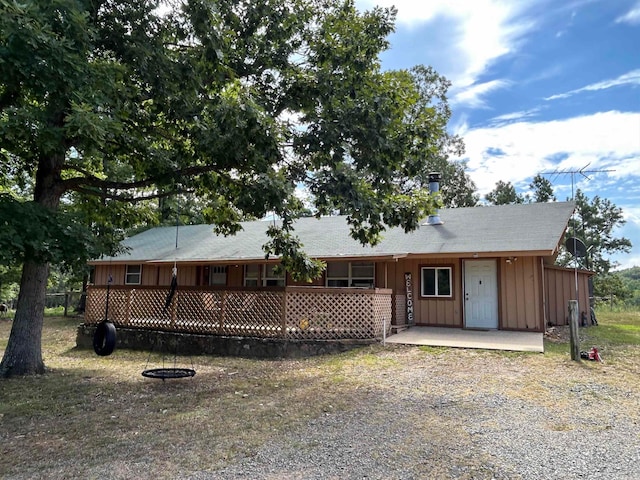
539, 162, 615, 200
538, 163, 615, 306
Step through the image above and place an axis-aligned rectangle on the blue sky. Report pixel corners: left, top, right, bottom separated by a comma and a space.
356, 0, 640, 270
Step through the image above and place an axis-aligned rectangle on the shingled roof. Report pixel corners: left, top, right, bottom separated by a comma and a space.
92, 201, 575, 264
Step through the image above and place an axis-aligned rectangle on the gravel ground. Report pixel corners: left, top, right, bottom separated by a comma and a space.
2, 328, 638, 480
193, 347, 640, 480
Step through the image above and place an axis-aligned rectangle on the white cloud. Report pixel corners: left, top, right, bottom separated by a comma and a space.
456, 110, 640, 194
451, 79, 511, 108
545, 69, 640, 100
615, 2, 640, 25
489, 107, 542, 125
611, 206, 640, 270
356, 0, 535, 90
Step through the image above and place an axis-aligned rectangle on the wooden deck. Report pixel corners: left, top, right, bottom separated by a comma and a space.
85, 285, 393, 340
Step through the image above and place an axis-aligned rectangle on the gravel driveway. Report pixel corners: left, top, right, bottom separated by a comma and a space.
197, 346, 640, 480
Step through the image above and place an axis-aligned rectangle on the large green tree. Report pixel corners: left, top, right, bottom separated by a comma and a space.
529, 174, 556, 203
386, 66, 475, 207
558, 189, 632, 275
484, 180, 524, 205
0, 0, 460, 376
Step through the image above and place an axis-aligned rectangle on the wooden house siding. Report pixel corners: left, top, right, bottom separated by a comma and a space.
228, 265, 243, 286
544, 265, 591, 326
396, 258, 462, 328
499, 256, 543, 331
91, 254, 588, 335
93, 264, 125, 285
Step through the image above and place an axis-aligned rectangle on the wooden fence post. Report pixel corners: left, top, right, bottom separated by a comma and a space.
281, 290, 287, 339
125, 290, 132, 325
218, 291, 227, 334
568, 300, 580, 361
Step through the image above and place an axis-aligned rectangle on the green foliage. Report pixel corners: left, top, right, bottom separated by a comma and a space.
0, 193, 130, 272
602, 267, 640, 309
529, 174, 556, 203
618, 266, 640, 290
1, 0, 466, 375
485, 180, 525, 205
593, 273, 632, 305
0, 264, 20, 300
557, 190, 632, 274
1, 0, 459, 281
0, 194, 90, 270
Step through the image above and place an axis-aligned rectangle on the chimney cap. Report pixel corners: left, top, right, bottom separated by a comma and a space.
428, 172, 441, 182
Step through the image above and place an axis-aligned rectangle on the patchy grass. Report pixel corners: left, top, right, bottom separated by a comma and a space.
417, 345, 450, 355
586, 310, 640, 346
1, 312, 639, 479
1, 317, 410, 478
542, 339, 568, 356
543, 309, 640, 365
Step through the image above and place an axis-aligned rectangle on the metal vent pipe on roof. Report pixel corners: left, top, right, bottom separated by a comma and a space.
426, 172, 443, 225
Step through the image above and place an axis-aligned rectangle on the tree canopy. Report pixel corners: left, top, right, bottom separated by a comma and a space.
0, 0, 463, 376
559, 189, 632, 275
484, 180, 524, 205
484, 174, 632, 290
529, 174, 556, 203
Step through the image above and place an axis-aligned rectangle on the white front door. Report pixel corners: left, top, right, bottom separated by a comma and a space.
464, 260, 498, 329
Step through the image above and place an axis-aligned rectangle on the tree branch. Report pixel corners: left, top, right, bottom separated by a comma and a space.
70, 185, 195, 203
61, 163, 220, 192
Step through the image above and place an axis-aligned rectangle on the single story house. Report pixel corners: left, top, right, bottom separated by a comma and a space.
84, 200, 591, 345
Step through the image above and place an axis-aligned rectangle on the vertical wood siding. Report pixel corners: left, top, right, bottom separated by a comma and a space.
544, 266, 591, 326
396, 258, 462, 327
94, 265, 125, 285
499, 257, 542, 331
92, 257, 587, 333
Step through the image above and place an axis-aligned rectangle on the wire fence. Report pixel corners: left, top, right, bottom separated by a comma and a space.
0, 292, 86, 318
44, 292, 86, 316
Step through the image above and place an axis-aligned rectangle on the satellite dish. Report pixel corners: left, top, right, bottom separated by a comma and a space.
565, 237, 587, 258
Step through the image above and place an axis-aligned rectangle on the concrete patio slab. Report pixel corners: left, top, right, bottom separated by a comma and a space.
385, 327, 544, 353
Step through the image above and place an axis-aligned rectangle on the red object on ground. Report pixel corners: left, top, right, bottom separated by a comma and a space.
588, 347, 603, 363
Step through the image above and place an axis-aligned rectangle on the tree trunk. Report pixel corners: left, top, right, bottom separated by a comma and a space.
0, 152, 64, 377
0, 261, 50, 377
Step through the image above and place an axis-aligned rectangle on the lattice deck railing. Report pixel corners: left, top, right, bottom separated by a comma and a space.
85, 286, 393, 340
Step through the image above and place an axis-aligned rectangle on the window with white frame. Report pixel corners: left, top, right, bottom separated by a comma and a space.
263, 264, 285, 287
243, 264, 285, 287
244, 264, 260, 287
125, 265, 142, 285
326, 261, 375, 288
420, 266, 452, 297
209, 265, 227, 286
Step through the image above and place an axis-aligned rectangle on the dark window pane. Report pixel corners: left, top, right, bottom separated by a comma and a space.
327, 262, 349, 277
438, 269, 451, 296
351, 262, 374, 278
422, 268, 435, 296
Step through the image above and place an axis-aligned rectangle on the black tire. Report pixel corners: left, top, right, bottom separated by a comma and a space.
93, 320, 117, 356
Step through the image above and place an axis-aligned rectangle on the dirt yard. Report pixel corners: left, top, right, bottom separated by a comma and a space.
1, 315, 639, 479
